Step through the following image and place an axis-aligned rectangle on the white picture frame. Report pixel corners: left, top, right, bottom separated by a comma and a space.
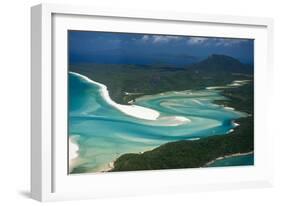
31, 3, 274, 202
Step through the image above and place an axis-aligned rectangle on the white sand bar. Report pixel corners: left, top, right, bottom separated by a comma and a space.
70, 72, 160, 120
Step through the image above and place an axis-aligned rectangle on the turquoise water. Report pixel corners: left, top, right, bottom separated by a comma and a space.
69, 72, 247, 173
207, 153, 254, 167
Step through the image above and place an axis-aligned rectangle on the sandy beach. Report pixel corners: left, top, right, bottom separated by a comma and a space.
206, 79, 252, 90
153, 116, 191, 126
69, 136, 79, 172
232, 121, 240, 127
70, 72, 160, 120
70, 72, 192, 126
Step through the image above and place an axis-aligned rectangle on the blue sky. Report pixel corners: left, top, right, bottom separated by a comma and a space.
69, 31, 254, 66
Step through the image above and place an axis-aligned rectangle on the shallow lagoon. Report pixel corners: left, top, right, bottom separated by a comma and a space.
69, 72, 247, 173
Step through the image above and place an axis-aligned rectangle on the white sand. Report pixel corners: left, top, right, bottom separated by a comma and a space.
192, 99, 203, 105
69, 137, 79, 172
224, 106, 235, 110
98, 161, 116, 172
207, 79, 252, 90
70, 72, 160, 120
206, 86, 228, 90
227, 129, 234, 134
232, 120, 240, 127
154, 116, 191, 126
188, 138, 201, 141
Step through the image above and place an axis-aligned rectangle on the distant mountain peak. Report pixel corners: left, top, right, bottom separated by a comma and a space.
205, 54, 241, 63
188, 54, 253, 74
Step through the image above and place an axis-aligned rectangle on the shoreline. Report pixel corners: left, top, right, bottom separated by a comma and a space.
204, 151, 254, 167
69, 136, 80, 172
103, 149, 151, 172
70, 71, 192, 126
109, 149, 253, 172
206, 79, 252, 90
100, 161, 115, 172
70, 71, 160, 121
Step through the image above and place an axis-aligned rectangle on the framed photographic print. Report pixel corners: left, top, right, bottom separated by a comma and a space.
31, 3, 274, 201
